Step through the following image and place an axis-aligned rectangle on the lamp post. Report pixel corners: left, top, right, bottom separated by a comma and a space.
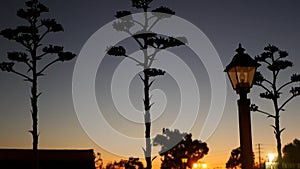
225, 44, 260, 169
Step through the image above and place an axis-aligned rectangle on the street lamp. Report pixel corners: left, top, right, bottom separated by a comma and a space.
225, 44, 260, 169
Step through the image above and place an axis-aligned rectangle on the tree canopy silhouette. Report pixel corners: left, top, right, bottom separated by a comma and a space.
106, 0, 186, 168
0, 0, 76, 168
153, 128, 209, 169
251, 45, 300, 169
282, 139, 300, 163
95, 152, 104, 169
226, 147, 241, 169
105, 157, 144, 169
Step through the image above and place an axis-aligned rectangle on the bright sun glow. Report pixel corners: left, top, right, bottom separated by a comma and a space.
268, 153, 276, 162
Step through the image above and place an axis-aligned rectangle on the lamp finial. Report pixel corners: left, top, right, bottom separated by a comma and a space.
236, 43, 245, 54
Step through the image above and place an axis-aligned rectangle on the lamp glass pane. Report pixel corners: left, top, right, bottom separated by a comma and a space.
227, 66, 256, 90
228, 67, 238, 90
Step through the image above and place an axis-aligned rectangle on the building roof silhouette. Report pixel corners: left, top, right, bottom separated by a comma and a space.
0, 149, 96, 169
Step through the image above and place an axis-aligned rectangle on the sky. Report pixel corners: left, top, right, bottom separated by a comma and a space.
1, 0, 300, 168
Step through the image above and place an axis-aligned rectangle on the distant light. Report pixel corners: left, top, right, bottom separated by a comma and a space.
193, 163, 199, 168
268, 153, 276, 162
202, 163, 207, 169
182, 158, 188, 163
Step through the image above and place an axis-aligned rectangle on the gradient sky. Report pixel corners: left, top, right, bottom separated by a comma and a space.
1, 0, 300, 168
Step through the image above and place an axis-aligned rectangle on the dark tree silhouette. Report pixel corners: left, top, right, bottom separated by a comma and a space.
0, 0, 75, 168
106, 157, 144, 169
95, 152, 104, 169
226, 147, 255, 169
282, 139, 300, 163
251, 45, 300, 169
226, 147, 241, 169
107, 1, 186, 168
153, 128, 209, 169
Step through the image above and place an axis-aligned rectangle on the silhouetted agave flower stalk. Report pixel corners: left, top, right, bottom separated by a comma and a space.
251, 44, 300, 169
106, 1, 187, 168
0, 1, 76, 169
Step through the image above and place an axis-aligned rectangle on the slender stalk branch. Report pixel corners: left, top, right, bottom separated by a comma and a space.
144, 12, 148, 31
37, 58, 60, 76
148, 17, 160, 31
279, 94, 296, 111
255, 83, 272, 94
132, 19, 144, 28
25, 61, 33, 72
275, 57, 281, 62
37, 52, 49, 59
148, 49, 161, 67
262, 78, 273, 86
263, 60, 272, 66
126, 30, 144, 49
149, 48, 160, 59
253, 109, 276, 118
124, 54, 144, 66
11, 69, 32, 82
277, 81, 294, 92
38, 29, 50, 44
36, 23, 43, 29
25, 61, 32, 69
142, 48, 149, 69
275, 70, 280, 79
17, 39, 31, 51
133, 36, 144, 50
148, 15, 156, 21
